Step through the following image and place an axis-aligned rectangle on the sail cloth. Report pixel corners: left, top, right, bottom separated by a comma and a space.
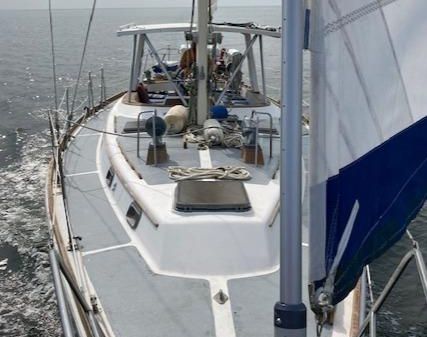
210, 0, 218, 13
309, 0, 427, 305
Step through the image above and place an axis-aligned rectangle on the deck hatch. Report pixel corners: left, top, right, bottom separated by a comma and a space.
175, 180, 251, 212
126, 201, 142, 228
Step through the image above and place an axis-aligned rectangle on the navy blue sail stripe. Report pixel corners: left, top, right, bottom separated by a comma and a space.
323, 115, 427, 304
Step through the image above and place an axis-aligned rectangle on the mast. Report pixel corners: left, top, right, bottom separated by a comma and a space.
196, 0, 209, 125
274, 0, 307, 336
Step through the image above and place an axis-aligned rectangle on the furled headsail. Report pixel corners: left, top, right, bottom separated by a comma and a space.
309, 0, 427, 307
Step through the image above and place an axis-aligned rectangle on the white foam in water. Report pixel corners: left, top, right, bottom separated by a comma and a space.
0, 132, 61, 336
0, 258, 8, 270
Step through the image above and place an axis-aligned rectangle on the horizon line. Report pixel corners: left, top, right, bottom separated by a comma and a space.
0, 5, 280, 11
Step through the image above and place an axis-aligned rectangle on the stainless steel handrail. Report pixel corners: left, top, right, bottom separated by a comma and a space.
251, 110, 273, 159
255, 116, 260, 166
88, 71, 95, 109
357, 231, 427, 337
100, 67, 107, 105
152, 110, 158, 166
144, 35, 188, 106
215, 34, 259, 105
49, 248, 75, 337
55, 250, 101, 337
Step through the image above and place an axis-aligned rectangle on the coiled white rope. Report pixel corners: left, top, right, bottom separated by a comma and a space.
168, 166, 251, 181
184, 132, 205, 144
223, 133, 244, 148
221, 119, 244, 148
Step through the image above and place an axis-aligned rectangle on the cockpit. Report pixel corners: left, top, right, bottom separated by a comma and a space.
118, 22, 280, 109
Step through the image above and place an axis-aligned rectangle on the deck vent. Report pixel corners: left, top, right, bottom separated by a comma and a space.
106, 167, 115, 188
175, 180, 251, 212
126, 201, 142, 229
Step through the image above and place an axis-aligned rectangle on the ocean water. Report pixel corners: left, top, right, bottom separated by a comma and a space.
0, 6, 425, 337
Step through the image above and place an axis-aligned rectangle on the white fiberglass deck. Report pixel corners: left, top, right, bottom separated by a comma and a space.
60, 102, 355, 337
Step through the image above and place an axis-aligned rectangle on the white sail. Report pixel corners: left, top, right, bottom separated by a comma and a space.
210, 0, 218, 13
310, 0, 427, 305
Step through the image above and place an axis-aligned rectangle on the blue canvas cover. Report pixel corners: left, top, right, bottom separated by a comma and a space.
309, 0, 427, 305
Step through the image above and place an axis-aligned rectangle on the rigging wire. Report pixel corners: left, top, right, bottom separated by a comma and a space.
46, 4, 75, 251
60, 114, 280, 143
70, 0, 97, 114
189, 0, 196, 35
48, 0, 58, 111
59, 116, 213, 139
60, 117, 144, 138
57, 89, 68, 113
46, 1, 98, 292
74, 97, 89, 112
47, 112, 76, 258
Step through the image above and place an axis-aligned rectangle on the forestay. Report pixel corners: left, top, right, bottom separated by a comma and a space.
309, 0, 427, 305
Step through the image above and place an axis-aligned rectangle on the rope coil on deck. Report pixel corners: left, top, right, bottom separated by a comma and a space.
168, 166, 251, 181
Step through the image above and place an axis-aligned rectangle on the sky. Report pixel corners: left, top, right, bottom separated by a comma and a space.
0, 0, 280, 10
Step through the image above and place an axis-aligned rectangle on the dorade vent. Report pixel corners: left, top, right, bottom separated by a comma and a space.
175, 180, 251, 212
126, 201, 143, 229
106, 167, 115, 188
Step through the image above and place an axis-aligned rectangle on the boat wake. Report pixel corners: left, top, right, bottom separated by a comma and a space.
0, 131, 60, 337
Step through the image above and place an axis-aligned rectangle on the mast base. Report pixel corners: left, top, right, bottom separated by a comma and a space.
274, 302, 307, 337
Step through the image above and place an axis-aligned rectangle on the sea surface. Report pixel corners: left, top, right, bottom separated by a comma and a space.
0, 6, 425, 337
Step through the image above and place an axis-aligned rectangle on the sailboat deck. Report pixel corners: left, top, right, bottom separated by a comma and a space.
60, 108, 322, 337
228, 259, 315, 337
64, 134, 99, 175
84, 247, 215, 337
116, 134, 281, 186
62, 113, 218, 337
65, 173, 130, 251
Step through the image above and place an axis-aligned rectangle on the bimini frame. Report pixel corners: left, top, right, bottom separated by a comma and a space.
117, 22, 280, 114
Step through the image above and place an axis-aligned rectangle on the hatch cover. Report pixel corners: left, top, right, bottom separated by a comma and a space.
175, 180, 251, 212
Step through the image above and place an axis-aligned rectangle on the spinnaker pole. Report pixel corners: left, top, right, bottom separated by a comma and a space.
274, 0, 307, 336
